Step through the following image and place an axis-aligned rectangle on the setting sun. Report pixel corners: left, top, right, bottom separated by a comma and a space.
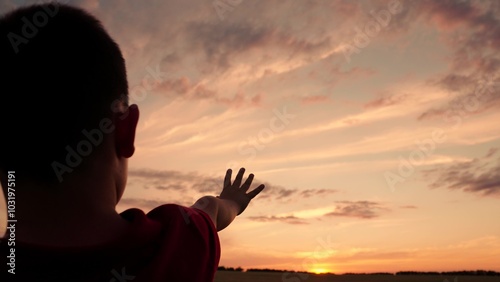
310, 268, 331, 274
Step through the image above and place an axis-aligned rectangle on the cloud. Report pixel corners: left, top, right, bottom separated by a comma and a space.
418, 75, 499, 121
418, 0, 479, 30
485, 148, 499, 158
183, 21, 275, 73
257, 183, 336, 202
324, 201, 389, 219
128, 168, 220, 194
127, 168, 336, 202
128, 168, 193, 180
72, 0, 100, 11
181, 19, 335, 74
247, 215, 308, 225
436, 74, 475, 93
423, 148, 500, 197
299, 189, 337, 198
155, 76, 192, 96
405, 0, 500, 121
0, 1, 15, 12
152, 76, 262, 107
414, 0, 500, 52
364, 91, 410, 109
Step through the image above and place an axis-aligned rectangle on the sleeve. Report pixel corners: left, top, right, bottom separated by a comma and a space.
139, 204, 221, 282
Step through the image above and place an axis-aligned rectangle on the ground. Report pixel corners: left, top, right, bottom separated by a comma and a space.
214, 271, 500, 282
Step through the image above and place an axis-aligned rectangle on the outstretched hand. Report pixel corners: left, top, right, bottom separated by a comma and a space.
218, 168, 265, 215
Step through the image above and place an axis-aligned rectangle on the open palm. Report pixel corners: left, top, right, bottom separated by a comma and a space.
218, 168, 265, 215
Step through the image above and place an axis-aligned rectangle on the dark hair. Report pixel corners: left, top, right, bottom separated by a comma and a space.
0, 3, 128, 183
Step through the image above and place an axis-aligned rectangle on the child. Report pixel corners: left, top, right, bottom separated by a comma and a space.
0, 3, 265, 281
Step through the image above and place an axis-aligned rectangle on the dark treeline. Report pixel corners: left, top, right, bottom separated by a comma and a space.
246, 268, 310, 274
396, 270, 500, 276
217, 266, 243, 272
218, 266, 309, 273
217, 267, 500, 276
342, 272, 393, 275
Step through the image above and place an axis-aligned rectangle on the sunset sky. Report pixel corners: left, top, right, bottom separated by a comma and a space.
1, 0, 500, 274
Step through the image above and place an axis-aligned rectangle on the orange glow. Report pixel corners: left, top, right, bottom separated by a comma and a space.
309, 268, 331, 274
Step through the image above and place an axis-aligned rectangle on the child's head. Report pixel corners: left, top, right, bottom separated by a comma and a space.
0, 3, 137, 192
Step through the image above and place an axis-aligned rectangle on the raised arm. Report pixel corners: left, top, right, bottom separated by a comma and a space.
191, 168, 265, 231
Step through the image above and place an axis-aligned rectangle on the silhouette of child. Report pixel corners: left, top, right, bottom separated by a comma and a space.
0, 3, 265, 281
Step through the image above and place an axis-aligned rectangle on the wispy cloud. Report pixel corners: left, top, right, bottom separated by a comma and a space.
418, 75, 499, 121
247, 215, 308, 225
423, 147, 500, 197
400, 205, 418, 209
324, 201, 390, 219
127, 168, 336, 202
152, 76, 262, 107
364, 91, 410, 109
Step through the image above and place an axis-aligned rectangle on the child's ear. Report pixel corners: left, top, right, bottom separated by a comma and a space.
115, 104, 139, 158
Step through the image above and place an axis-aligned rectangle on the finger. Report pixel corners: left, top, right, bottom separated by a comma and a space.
247, 184, 265, 199
233, 167, 245, 188
224, 169, 232, 188
240, 173, 254, 193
